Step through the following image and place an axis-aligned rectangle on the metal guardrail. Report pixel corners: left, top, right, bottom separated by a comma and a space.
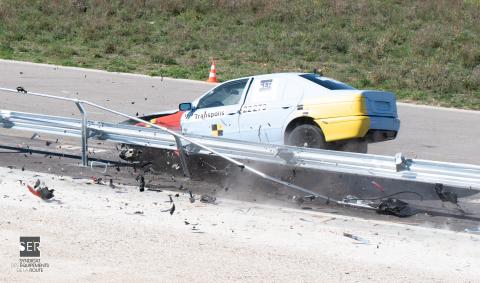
1, 109, 480, 190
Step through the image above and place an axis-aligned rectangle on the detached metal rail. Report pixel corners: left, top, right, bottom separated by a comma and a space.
1, 87, 480, 193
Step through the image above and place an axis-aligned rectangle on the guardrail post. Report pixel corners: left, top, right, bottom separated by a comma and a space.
75, 102, 89, 167
174, 136, 191, 178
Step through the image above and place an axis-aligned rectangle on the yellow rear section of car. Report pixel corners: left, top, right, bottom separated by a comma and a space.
302, 94, 370, 142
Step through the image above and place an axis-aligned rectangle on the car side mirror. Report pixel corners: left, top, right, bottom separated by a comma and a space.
179, 102, 192, 111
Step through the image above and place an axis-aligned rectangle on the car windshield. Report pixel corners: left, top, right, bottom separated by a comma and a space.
300, 74, 356, 90
197, 79, 248, 109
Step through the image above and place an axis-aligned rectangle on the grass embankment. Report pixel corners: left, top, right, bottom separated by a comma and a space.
0, 0, 479, 109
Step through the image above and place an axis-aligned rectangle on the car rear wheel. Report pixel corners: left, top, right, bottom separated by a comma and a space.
286, 124, 329, 149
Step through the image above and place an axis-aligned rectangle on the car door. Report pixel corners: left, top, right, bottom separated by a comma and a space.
181, 78, 251, 139
238, 75, 293, 144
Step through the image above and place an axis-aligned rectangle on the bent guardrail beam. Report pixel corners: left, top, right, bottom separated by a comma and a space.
0, 87, 332, 202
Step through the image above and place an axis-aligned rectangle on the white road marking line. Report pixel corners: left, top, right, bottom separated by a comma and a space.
0, 59, 215, 86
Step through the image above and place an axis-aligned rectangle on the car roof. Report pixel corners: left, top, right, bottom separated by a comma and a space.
223, 72, 333, 83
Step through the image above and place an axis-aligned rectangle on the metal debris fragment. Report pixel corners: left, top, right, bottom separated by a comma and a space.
343, 232, 370, 245
200, 194, 216, 204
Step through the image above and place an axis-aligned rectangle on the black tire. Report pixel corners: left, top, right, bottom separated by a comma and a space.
286, 124, 329, 149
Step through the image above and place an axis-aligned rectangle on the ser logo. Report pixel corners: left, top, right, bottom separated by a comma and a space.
19, 237, 40, 257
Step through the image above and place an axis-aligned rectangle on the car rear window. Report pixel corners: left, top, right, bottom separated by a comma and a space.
300, 74, 356, 90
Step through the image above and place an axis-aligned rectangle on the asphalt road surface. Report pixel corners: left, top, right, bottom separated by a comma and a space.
1, 59, 479, 165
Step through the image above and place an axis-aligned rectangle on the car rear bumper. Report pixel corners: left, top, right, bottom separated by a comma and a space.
316, 115, 399, 142
366, 116, 400, 143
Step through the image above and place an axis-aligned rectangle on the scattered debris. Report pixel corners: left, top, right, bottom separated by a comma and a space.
170, 203, 175, 215
434, 183, 458, 204
26, 179, 55, 200
30, 133, 39, 139
90, 177, 105, 185
134, 211, 144, 215
189, 190, 195, 203
45, 141, 52, 146
184, 221, 190, 225
16, 86, 27, 93
376, 198, 418, 217
200, 194, 216, 204
166, 195, 173, 203
136, 175, 145, 192
343, 232, 370, 245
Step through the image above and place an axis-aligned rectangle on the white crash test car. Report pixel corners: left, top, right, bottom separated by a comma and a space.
136, 73, 400, 153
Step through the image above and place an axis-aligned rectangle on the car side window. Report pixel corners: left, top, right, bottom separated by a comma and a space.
197, 79, 248, 109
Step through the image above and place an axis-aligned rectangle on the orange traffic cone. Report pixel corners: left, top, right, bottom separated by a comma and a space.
207, 60, 218, 83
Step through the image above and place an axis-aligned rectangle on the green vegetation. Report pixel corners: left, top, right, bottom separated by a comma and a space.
0, 0, 479, 109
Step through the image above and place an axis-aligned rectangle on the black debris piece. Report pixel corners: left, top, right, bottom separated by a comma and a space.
170, 203, 175, 215
30, 133, 39, 139
184, 221, 190, 225
167, 195, 173, 203
16, 86, 27, 93
376, 198, 418, 217
134, 211, 144, 215
21, 166, 25, 171
200, 194, 216, 204
92, 177, 103, 185
174, 193, 180, 197
136, 175, 145, 192
39, 187, 54, 200
45, 141, 52, 146
434, 183, 458, 204
189, 190, 195, 203
303, 195, 316, 201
